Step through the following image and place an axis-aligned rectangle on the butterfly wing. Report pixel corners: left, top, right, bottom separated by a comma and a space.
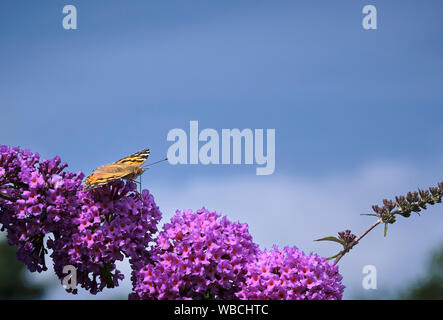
84, 164, 139, 190
115, 148, 150, 166
84, 148, 150, 190
93, 163, 136, 174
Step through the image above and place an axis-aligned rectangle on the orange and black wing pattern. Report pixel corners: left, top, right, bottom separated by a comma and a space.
115, 148, 151, 166
84, 148, 150, 190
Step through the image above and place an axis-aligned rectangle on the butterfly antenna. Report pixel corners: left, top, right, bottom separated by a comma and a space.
142, 158, 168, 169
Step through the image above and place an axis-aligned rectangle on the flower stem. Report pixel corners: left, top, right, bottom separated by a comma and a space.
333, 219, 382, 265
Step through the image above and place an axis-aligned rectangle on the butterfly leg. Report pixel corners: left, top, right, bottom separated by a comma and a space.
131, 179, 143, 200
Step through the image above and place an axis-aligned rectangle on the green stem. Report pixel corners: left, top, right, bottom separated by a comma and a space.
333, 219, 382, 265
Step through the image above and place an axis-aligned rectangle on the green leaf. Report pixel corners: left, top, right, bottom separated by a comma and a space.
314, 236, 345, 247
100, 263, 115, 288
204, 291, 215, 300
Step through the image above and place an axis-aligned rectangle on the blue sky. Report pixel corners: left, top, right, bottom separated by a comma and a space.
1, 0, 443, 299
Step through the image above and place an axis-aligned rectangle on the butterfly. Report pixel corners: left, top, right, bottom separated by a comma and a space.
84, 148, 151, 191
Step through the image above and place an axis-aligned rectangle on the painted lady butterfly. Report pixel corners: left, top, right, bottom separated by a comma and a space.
84, 148, 151, 190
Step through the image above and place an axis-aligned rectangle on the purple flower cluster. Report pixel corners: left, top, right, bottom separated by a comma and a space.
236, 246, 345, 300
130, 208, 259, 300
48, 182, 162, 293
0, 145, 82, 273
0, 146, 162, 294
131, 210, 345, 300
1, 145, 345, 299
